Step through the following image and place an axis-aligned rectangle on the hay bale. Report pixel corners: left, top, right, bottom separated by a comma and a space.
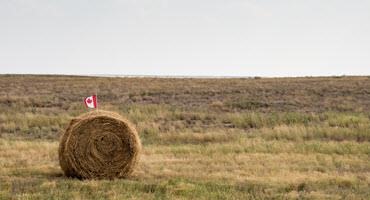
59, 110, 141, 179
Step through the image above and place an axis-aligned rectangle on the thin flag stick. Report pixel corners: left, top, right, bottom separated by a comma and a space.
95, 87, 98, 110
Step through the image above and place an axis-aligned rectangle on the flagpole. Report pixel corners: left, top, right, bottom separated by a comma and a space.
96, 87, 98, 110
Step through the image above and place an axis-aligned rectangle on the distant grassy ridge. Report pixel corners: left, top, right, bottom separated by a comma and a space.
1, 75, 369, 112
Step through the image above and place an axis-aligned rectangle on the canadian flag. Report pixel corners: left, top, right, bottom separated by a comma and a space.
84, 95, 97, 108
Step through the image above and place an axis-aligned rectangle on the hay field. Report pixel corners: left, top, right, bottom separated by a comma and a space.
0, 75, 369, 199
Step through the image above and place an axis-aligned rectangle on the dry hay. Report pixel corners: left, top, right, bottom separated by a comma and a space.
59, 110, 141, 179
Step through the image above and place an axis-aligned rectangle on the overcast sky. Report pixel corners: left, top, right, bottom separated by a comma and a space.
0, 0, 369, 77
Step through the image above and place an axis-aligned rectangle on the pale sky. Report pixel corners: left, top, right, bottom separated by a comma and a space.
0, 0, 369, 77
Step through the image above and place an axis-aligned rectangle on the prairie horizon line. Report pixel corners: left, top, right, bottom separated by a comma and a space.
0, 73, 369, 79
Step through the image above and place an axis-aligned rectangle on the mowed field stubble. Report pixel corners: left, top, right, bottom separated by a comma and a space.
0, 75, 369, 199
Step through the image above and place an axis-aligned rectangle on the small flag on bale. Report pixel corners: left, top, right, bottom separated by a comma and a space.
84, 95, 97, 109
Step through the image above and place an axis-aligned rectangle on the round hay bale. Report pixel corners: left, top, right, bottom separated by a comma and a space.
59, 110, 141, 179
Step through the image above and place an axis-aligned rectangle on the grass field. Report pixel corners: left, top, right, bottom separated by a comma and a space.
0, 75, 369, 199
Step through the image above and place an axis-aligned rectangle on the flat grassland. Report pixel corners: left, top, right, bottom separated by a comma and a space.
0, 75, 369, 199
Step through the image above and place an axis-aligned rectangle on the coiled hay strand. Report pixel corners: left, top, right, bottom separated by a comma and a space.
59, 110, 141, 179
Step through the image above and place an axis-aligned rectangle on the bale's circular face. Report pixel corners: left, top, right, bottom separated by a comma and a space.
59, 111, 141, 179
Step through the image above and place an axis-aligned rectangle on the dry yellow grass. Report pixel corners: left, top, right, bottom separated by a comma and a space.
1, 135, 369, 199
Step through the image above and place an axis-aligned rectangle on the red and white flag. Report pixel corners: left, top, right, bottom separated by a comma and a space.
84, 95, 97, 109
